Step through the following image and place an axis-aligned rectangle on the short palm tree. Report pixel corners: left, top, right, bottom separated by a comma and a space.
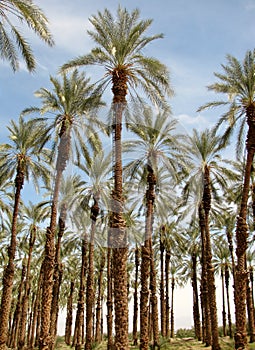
0, 0, 54, 71
23, 69, 104, 350
61, 7, 172, 348
198, 50, 255, 349
0, 116, 49, 350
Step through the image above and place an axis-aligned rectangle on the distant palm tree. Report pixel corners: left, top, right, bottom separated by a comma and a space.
0, 116, 49, 350
182, 128, 233, 350
77, 150, 111, 350
198, 50, 255, 349
213, 236, 232, 338
18, 201, 49, 350
61, 7, 172, 348
124, 105, 179, 349
0, 0, 54, 71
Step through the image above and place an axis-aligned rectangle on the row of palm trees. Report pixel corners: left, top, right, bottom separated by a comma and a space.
1, 1, 255, 350
0, 114, 254, 350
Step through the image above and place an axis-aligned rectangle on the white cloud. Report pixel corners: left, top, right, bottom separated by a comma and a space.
175, 113, 212, 135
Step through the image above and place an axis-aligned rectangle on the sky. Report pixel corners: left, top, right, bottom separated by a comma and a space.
0, 0, 253, 332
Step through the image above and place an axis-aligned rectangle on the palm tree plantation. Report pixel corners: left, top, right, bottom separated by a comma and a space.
1, 1, 255, 350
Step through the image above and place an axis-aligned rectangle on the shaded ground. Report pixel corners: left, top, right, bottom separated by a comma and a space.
54, 336, 255, 349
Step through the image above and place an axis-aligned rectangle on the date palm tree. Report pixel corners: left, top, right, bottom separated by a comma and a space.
23, 69, 104, 350
124, 105, 180, 349
198, 50, 255, 349
61, 7, 172, 348
18, 201, 49, 350
77, 149, 111, 350
182, 128, 236, 350
0, 116, 49, 350
0, 0, 54, 71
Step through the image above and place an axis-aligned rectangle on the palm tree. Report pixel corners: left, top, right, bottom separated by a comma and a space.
180, 224, 202, 341
0, 116, 49, 350
77, 150, 111, 350
198, 50, 255, 349
182, 128, 234, 350
213, 236, 232, 338
124, 105, 180, 349
23, 69, 103, 350
18, 201, 49, 350
61, 7, 172, 347
0, 0, 54, 71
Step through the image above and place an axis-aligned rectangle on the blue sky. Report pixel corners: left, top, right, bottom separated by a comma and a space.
1, 0, 255, 141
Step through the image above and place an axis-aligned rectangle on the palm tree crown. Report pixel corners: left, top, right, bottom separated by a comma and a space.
61, 5, 173, 107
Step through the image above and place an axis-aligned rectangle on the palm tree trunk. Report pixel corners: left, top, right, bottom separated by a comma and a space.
95, 250, 105, 343
65, 280, 74, 345
107, 247, 114, 350
29, 266, 43, 349
73, 232, 88, 350
246, 262, 255, 343
150, 243, 159, 348
192, 253, 201, 341
9, 263, 26, 349
49, 203, 67, 350
234, 107, 255, 349
133, 247, 139, 346
18, 226, 36, 350
165, 249, 170, 338
39, 124, 71, 350
170, 277, 175, 338
160, 228, 166, 338
85, 197, 99, 350
203, 166, 220, 350
0, 165, 24, 350
199, 204, 211, 347
110, 69, 129, 350
140, 165, 157, 350
225, 265, 233, 338
221, 268, 227, 337
27, 291, 35, 347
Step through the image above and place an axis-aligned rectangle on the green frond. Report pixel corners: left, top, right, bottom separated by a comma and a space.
0, 22, 18, 70
61, 6, 172, 106
0, 0, 54, 71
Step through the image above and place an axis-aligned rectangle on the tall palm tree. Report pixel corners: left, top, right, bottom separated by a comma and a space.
124, 105, 180, 349
0, 116, 49, 350
0, 0, 54, 71
182, 128, 234, 350
198, 50, 255, 349
61, 7, 172, 348
23, 69, 103, 350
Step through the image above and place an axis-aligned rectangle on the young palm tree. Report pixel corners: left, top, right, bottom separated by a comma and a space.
0, 0, 54, 71
0, 116, 49, 350
23, 69, 103, 350
61, 7, 172, 348
198, 50, 255, 349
